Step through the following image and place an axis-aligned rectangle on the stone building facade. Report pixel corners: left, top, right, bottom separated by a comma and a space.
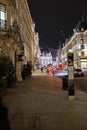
0, 0, 40, 81
61, 21, 87, 70
39, 52, 53, 67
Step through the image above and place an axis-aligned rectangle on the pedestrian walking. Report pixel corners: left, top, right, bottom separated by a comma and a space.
41, 67, 43, 72
27, 61, 32, 77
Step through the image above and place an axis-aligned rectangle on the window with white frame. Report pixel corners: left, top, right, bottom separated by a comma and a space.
0, 3, 6, 29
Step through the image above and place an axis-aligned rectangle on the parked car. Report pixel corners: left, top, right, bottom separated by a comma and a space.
83, 67, 87, 76
74, 68, 84, 77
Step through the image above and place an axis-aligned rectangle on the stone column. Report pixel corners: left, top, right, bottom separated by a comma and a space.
16, 61, 22, 81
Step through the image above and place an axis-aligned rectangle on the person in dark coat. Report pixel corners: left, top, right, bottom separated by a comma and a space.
27, 61, 32, 77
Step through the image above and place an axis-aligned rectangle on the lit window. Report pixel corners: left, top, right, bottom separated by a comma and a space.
0, 3, 6, 28
80, 39, 84, 44
81, 45, 84, 49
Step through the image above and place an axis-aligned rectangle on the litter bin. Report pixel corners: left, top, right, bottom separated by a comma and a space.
62, 76, 68, 90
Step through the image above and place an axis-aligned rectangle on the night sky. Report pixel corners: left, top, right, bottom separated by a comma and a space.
27, 0, 87, 51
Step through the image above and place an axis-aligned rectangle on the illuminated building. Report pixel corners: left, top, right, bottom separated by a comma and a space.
61, 21, 87, 70
39, 51, 52, 67
0, 0, 40, 81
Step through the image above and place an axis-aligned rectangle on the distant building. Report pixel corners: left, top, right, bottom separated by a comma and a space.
56, 48, 61, 64
39, 48, 62, 68
39, 51, 52, 67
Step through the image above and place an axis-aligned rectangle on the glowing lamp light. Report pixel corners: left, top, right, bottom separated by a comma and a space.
68, 48, 73, 52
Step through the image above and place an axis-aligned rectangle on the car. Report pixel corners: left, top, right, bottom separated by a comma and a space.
57, 63, 64, 70
74, 68, 84, 77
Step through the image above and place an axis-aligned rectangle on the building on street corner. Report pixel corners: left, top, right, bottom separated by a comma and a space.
61, 20, 87, 71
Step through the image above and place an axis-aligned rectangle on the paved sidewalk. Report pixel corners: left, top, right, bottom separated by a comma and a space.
32, 69, 48, 76
3, 70, 87, 130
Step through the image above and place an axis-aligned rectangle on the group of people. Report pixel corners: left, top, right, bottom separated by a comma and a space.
21, 61, 32, 79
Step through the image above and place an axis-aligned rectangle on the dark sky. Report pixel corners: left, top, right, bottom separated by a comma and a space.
27, 0, 87, 51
